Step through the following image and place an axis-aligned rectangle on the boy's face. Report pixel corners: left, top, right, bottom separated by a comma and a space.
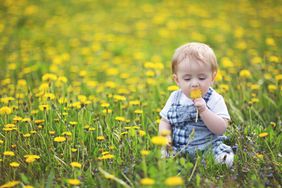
173, 60, 216, 98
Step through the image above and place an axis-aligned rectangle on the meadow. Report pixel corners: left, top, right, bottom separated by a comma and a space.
0, 0, 281, 187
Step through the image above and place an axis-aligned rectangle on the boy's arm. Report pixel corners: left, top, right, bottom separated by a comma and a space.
158, 118, 172, 147
194, 98, 228, 135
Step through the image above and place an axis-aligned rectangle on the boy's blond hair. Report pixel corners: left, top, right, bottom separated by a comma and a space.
171, 42, 218, 74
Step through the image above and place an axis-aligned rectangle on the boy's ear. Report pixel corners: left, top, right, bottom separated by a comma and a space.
173, 74, 179, 85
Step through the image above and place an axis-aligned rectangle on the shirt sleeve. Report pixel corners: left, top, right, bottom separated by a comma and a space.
208, 95, 231, 120
159, 91, 176, 122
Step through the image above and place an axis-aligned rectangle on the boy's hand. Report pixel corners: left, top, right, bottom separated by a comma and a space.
160, 130, 172, 148
166, 136, 172, 148
161, 136, 172, 158
193, 98, 207, 113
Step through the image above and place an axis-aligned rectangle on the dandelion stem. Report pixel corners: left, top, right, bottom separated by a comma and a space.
195, 109, 198, 122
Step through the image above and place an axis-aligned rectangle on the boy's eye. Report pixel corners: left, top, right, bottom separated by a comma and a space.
199, 77, 206, 80
184, 78, 191, 81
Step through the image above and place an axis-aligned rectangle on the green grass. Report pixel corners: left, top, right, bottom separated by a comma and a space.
0, 0, 281, 187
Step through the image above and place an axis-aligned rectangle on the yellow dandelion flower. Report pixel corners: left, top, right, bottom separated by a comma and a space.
3, 127, 15, 132
259, 132, 268, 138
0, 180, 20, 188
255, 153, 264, 159
26, 157, 36, 163
102, 151, 110, 155
58, 97, 68, 104
140, 178, 155, 185
23, 133, 31, 138
67, 179, 81, 186
0, 140, 4, 144
275, 74, 282, 81
250, 84, 260, 90
98, 154, 114, 160
251, 56, 262, 64
3, 151, 15, 156
167, 85, 179, 91
266, 37, 275, 46
134, 109, 143, 114
239, 69, 251, 78
4, 124, 16, 128
145, 70, 155, 77
24, 155, 40, 163
250, 98, 259, 104
49, 131, 55, 135
221, 57, 233, 68
164, 176, 184, 186
113, 95, 126, 101
70, 162, 82, 168
24, 154, 40, 159
103, 109, 112, 114
89, 127, 96, 131
0, 106, 13, 115
129, 100, 141, 106
69, 121, 78, 126
269, 55, 279, 63
190, 88, 202, 99
71, 148, 78, 152
42, 73, 57, 81
78, 95, 87, 102
97, 136, 105, 141
115, 116, 126, 122
1, 78, 11, 86
1, 97, 15, 104
13, 116, 22, 122
84, 125, 90, 130
57, 76, 68, 83
215, 70, 223, 81
101, 102, 110, 108
34, 119, 44, 124
268, 84, 277, 92
22, 118, 31, 123
151, 136, 168, 146
54, 136, 66, 142
62, 131, 72, 136
16, 80, 26, 88
218, 84, 229, 92
140, 150, 150, 156
105, 81, 117, 88
24, 5, 38, 15
9, 162, 20, 168
138, 130, 146, 137
39, 104, 50, 111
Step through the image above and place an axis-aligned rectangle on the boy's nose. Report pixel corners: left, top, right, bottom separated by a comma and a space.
191, 80, 199, 88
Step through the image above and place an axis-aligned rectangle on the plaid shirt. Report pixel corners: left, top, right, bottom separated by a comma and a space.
167, 88, 223, 156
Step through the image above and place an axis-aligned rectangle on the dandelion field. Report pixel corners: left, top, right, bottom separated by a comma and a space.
0, 0, 282, 187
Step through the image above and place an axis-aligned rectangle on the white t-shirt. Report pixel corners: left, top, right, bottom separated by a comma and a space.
160, 88, 230, 122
